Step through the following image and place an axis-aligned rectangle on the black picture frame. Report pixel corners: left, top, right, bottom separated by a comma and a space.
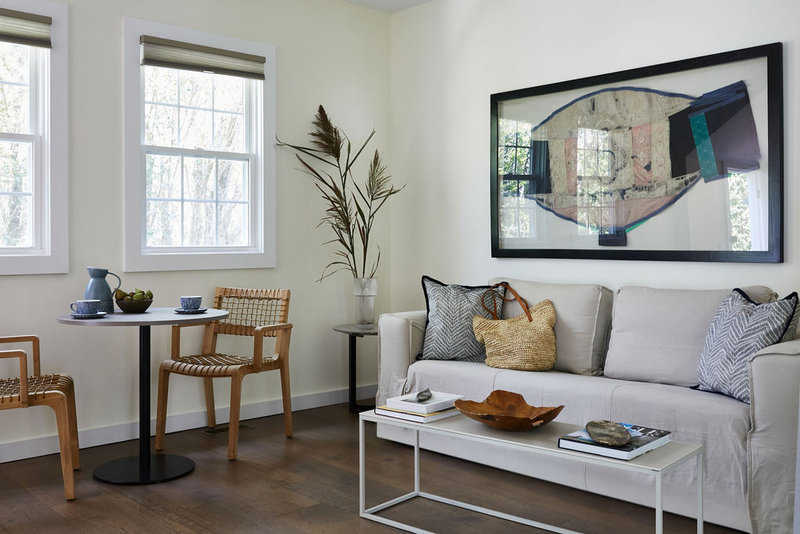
490, 43, 783, 262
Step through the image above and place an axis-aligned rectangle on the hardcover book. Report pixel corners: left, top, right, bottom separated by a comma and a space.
558, 423, 671, 460
386, 391, 463, 414
374, 405, 459, 423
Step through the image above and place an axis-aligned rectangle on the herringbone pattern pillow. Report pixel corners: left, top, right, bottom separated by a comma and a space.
418, 276, 505, 362
697, 289, 797, 403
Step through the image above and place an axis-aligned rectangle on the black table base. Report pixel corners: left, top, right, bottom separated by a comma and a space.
92, 324, 194, 485
333, 324, 378, 414
93, 454, 195, 485
348, 333, 376, 414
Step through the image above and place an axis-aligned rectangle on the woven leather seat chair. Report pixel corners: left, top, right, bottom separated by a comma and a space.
0, 335, 79, 500
155, 287, 293, 460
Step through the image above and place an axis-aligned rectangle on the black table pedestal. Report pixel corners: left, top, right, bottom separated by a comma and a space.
94, 454, 195, 484
93, 325, 194, 485
334, 324, 378, 414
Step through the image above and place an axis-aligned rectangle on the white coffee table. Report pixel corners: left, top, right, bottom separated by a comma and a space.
359, 411, 703, 534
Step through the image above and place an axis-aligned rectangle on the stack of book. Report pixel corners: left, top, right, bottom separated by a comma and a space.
375, 391, 463, 423
558, 422, 671, 460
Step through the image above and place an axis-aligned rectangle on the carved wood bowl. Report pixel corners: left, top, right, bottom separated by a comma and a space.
454, 390, 564, 432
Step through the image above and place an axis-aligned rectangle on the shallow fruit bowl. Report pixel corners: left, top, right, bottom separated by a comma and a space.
115, 299, 153, 313
454, 390, 564, 432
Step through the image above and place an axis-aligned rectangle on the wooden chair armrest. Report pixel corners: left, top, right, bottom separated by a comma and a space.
0, 335, 40, 375
172, 322, 214, 329
255, 323, 293, 335
0, 350, 29, 405
253, 323, 293, 366
0, 334, 39, 345
171, 321, 219, 359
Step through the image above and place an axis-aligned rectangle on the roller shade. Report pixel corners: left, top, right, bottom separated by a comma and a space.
0, 7, 51, 48
140, 35, 265, 80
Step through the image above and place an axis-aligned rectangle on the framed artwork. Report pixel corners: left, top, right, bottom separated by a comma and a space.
490, 43, 783, 262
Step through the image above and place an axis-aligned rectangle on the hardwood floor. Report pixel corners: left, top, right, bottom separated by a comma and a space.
1, 404, 743, 533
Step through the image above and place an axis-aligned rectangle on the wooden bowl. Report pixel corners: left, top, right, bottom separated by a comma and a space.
115, 299, 153, 313
454, 390, 564, 432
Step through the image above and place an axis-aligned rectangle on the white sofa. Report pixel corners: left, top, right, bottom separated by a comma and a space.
376, 278, 800, 533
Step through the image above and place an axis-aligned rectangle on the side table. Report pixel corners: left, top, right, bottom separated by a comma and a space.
333, 323, 378, 414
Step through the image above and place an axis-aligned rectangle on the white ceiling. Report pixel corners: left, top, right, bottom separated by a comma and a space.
343, 0, 432, 12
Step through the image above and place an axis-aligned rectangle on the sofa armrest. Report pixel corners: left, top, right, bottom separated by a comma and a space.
376, 311, 426, 405
747, 338, 800, 533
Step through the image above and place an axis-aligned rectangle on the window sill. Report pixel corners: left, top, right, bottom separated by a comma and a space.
123, 248, 275, 272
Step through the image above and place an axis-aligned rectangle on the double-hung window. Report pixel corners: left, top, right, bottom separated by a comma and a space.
0, 0, 67, 275
123, 19, 275, 271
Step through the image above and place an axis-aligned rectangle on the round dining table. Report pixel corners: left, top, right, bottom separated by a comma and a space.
57, 306, 229, 485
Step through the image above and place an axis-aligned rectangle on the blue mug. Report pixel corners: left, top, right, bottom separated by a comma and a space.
180, 296, 202, 310
71, 299, 101, 315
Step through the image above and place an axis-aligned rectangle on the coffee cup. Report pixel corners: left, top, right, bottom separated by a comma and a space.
71, 299, 101, 315
180, 296, 202, 310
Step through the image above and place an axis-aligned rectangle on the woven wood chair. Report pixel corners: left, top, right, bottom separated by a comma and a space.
155, 287, 293, 460
0, 335, 79, 500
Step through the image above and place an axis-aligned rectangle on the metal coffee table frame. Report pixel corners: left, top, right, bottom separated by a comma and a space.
359, 412, 703, 534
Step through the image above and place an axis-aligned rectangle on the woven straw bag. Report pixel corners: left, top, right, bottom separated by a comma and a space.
473, 283, 557, 371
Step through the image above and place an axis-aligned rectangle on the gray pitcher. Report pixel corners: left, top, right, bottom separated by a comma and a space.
84, 266, 122, 314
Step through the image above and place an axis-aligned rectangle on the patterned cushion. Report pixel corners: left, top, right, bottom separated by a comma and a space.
782, 304, 800, 342
418, 276, 505, 362
697, 289, 797, 403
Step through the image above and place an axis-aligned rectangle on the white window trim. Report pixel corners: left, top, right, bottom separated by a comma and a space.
0, 0, 67, 275
123, 18, 276, 272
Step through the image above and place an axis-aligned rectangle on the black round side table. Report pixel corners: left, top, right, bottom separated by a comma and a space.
333, 323, 378, 414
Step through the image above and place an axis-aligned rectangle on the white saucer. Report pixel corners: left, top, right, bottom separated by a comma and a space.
71, 311, 107, 319
175, 307, 208, 314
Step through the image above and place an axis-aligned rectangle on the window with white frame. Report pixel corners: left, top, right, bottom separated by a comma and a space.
123, 19, 275, 272
0, 1, 68, 275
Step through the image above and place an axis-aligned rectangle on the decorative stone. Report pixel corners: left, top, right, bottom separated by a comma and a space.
416, 388, 432, 402
586, 420, 631, 446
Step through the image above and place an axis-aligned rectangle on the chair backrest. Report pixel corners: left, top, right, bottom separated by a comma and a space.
212, 287, 290, 337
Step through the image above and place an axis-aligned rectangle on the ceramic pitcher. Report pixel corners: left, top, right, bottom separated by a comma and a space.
84, 266, 121, 314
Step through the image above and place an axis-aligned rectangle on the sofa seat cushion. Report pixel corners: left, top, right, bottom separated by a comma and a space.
405, 360, 503, 402
406, 360, 631, 427
607, 381, 750, 527
489, 278, 612, 375
493, 368, 631, 426
604, 285, 774, 387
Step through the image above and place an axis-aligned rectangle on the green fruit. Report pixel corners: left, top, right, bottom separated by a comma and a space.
145, 290, 153, 300
132, 292, 145, 301
124, 295, 133, 301
114, 289, 127, 300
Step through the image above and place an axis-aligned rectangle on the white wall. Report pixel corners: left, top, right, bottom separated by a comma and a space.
388, 0, 800, 311
0, 0, 390, 453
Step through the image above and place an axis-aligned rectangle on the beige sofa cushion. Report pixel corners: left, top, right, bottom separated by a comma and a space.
489, 278, 612, 375
604, 285, 775, 387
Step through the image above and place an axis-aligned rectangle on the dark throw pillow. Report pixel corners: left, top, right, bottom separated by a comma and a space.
697, 288, 798, 403
418, 276, 505, 362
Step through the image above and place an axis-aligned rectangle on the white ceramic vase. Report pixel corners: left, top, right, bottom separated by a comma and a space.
353, 277, 378, 324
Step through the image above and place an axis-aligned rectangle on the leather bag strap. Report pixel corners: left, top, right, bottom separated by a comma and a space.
481, 282, 532, 322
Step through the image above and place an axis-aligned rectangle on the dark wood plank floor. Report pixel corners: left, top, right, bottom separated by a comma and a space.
1, 404, 743, 533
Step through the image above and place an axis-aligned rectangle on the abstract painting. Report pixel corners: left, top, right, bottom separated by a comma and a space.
491, 43, 782, 262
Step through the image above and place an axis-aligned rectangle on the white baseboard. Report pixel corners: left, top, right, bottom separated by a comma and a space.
0, 383, 377, 464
